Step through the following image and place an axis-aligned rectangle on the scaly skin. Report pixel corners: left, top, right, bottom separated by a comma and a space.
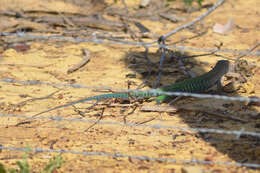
33, 60, 229, 116
156, 60, 229, 102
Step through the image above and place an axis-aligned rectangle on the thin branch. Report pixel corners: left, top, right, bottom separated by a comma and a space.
162, 0, 226, 39
14, 90, 61, 107
140, 105, 178, 112
67, 49, 90, 74
1, 32, 260, 56
154, 37, 166, 88
1, 145, 260, 168
3, 113, 259, 137
235, 42, 260, 62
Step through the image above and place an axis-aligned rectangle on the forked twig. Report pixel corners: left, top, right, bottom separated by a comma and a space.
162, 0, 226, 40
84, 108, 105, 132
154, 0, 226, 86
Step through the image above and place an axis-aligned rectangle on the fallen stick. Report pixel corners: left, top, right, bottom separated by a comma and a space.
67, 49, 90, 74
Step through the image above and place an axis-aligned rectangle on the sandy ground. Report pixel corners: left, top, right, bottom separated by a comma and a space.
0, 0, 260, 172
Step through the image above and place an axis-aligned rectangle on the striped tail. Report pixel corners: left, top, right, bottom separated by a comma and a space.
33, 93, 132, 116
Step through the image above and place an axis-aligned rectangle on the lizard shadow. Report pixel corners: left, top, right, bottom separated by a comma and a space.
123, 50, 260, 169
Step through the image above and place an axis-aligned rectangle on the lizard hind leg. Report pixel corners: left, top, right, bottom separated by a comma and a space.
155, 95, 169, 104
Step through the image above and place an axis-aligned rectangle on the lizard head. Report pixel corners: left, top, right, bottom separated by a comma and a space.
216, 60, 230, 74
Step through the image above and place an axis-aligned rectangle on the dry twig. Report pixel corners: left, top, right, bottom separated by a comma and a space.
67, 49, 90, 74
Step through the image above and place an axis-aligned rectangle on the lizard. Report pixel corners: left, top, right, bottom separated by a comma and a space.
32, 60, 229, 117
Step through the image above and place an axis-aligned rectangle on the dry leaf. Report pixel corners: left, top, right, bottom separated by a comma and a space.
213, 19, 235, 34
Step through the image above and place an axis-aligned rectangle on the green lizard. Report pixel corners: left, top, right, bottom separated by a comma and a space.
33, 60, 229, 116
